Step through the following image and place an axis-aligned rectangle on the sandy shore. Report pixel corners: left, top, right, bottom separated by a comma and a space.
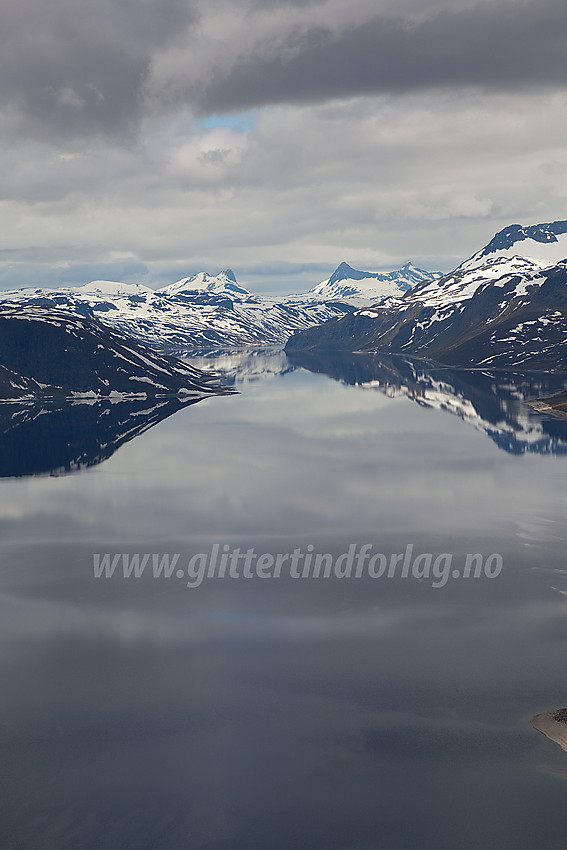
531, 709, 567, 753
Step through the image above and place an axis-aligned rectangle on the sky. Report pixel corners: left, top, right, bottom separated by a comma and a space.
0, 0, 566, 294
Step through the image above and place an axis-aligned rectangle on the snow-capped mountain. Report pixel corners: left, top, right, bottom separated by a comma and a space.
404, 255, 540, 308
306, 261, 440, 305
0, 270, 354, 354
286, 221, 567, 372
286, 350, 567, 455
0, 303, 228, 400
460, 220, 567, 270
161, 268, 251, 299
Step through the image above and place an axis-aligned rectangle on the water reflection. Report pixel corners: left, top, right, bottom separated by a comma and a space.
6, 348, 567, 481
0, 396, 206, 478
187, 346, 293, 386
287, 350, 567, 455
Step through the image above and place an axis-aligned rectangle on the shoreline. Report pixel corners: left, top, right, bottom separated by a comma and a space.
531, 709, 567, 753
530, 392, 567, 420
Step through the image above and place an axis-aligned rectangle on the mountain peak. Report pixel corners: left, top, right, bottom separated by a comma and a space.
461, 219, 567, 271
484, 221, 567, 254
159, 269, 252, 299
327, 262, 358, 285
335, 261, 356, 273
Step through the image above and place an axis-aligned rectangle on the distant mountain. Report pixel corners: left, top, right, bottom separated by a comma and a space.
306, 261, 441, 305
0, 270, 353, 354
286, 221, 567, 372
285, 350, 567, 456
160, 268, 251, 299
0, 303, 228, 400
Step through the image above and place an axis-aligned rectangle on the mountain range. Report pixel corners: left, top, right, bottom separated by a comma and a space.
0, 263, 439, 354
1, 219, 567, 391
286, 220, 567, 371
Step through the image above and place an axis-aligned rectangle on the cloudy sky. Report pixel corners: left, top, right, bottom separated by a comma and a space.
0, 0, 566, 294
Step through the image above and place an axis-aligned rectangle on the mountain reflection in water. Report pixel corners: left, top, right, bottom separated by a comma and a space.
286, 350, 567, 455
4, 348, 567, 480
0, 396, 206, 478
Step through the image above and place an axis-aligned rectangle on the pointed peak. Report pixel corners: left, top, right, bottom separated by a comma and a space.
222, 268, 237, 282
328, 262, 360, 285
334, 261, 356, 274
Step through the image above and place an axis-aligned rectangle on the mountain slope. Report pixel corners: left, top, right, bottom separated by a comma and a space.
0, 303, 228, 400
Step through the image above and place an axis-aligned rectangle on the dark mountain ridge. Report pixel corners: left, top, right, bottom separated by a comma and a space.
0, 303, 229, 400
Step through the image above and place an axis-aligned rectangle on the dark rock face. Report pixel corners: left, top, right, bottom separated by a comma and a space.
328, 262, 362, 284
0, 303, 229, 399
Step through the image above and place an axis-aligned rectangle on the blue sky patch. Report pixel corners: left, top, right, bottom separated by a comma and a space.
198, 111, 257, 132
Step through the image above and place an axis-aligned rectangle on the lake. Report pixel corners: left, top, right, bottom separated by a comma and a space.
2, 348, 567, 849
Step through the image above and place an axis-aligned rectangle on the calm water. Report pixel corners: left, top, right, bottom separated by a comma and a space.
3, 349, 567, 849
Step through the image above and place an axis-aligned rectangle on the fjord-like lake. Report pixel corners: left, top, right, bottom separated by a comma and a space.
3, 348, 567, 849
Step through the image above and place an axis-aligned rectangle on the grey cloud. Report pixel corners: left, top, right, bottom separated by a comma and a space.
248, 0, 326, 6
0, 0, 195, 141
3, 0, 563, 142
189, 0, 567, 114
